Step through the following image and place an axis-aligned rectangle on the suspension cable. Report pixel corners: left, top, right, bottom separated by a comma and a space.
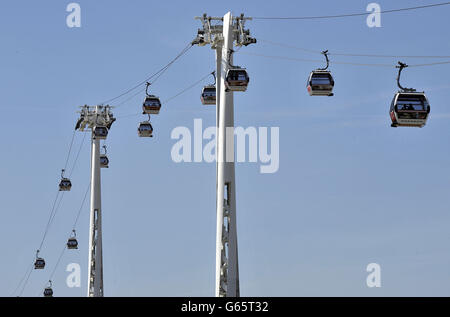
63, 131, 76, 171
36, 182, 90, 297
98, 43, 193, 105
163, 71, 214, 105
17, 264, 34, 297
240, 51, 450, 68
68, 131, 87, 178
257, 38, 450, 59
116, 70, 214, 118
10, 262, 34, 297
253, 2, 450, 20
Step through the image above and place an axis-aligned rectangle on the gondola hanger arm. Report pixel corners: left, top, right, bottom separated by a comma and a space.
145, 82, 152, 97
396, 61, 416, 92
318, 50, 330, 70
211, 71, 216, 85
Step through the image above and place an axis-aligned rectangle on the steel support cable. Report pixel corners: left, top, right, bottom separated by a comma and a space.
116, 71, 213, 119
17, 264, 34, 297
330, 52, 450, 59
39, 192, 65, 251
12, 130, 79, 296
99, 43, 193, 105
68, 131, 87, 178
163, 71, 214, 104
256, 38, 450, 59
114, 87, 146, 109
40, 130, 86, 251
35, 244, 66, 297
72, 182, 91, 230
253, 2, 450, 20
147, 44, 193, 85
63, 130, 76, 171
10, 261, 34, 297
408, 60, 450, 67
48, 246, 66, 288
36, 182, 90, 297
15, 129, 86, 296
240, 51, 450, 68
38, 131, 85, 259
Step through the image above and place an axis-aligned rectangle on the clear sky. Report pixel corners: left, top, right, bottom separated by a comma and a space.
1, 0, 450, 297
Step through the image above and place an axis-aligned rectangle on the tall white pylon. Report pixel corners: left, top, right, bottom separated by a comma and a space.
76, 105, 115, 297
194, 12, 255, 297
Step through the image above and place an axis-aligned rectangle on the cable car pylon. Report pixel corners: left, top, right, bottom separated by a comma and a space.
194, 12, 256, 297
75, 105, 115, 297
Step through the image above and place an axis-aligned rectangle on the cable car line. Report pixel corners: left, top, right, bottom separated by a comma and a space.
257, 38, 450, 59
72, 183, 91, 230
10, 262, 34, 297
98, 42, 193, 105
240, 51, 450, 68
407, 61, 450, 67
164, 71, 214, 104
115, 87, 146, 108
17, 264, 34, 297
116, 70, 214, 119
42, 245, 66, 293
116, 69, 210, 111
13, 121, 89, 296
43, 192, 67, 247
147, 43, 193, 86
37, 133, 86, 254
63, 131, 76, 171
38, 192, 63, 251
68, 131, 87, 178
36, 182, 90, 296
252, 2, 450, 20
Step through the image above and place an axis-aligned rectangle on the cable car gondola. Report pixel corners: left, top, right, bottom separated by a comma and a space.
67, 230, 78, 250
43, 281, 53, 297
34, 250, 45, 269
59, 169, 72, 191
225, 66, 249, 92
306, 50, 334, 97
201, 86, 216, 105
201, 72, 216, 105
142, 82, 161, 114
93, 126, 108, 140
100, 145, 109, 168
390, 62, 430, 128
138, 115, 153, 138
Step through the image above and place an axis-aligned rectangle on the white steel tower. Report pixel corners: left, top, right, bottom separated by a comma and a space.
75, 105, 115, 297
194, 12, 255, 297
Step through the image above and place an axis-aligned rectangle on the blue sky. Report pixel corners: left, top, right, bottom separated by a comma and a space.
1, 0, 450, 296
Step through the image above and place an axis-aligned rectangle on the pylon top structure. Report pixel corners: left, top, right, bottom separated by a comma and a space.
193, 13, 256, 49
74, 104, 115, 297
75, 105, 116, 132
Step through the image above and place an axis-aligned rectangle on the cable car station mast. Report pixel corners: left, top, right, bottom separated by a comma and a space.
194, 12, 255, 297
76, 105, 115, 297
